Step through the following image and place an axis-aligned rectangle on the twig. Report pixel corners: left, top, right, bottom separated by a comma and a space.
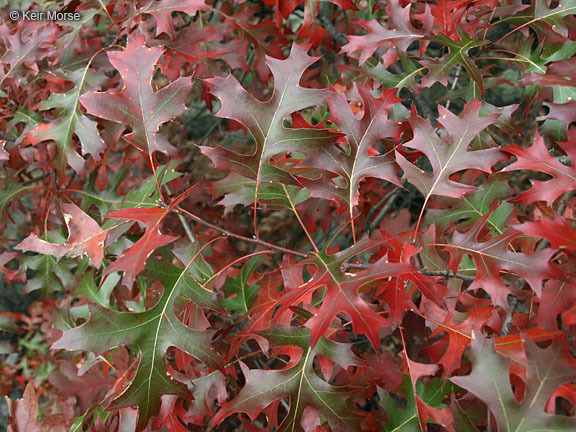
176, 206, 308, 258
419, 269, 476, 282
176, 207, 483, 283
444, 64, 462, 112
318, 3, 349, 45
500, 295, 519, 337
22, 172, 50, 186
164, 185, 196, 243
342, 262, 476, 282
367, 188, 401, 234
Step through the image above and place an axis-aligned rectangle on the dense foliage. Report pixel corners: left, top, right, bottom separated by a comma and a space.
1, 0, 576, 430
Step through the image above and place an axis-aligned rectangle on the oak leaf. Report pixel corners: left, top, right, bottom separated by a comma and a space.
5, 383, 66, 432
202, 43, 337, 222
80, 34, 191, 157
452, 335, 576, 432
25, 64, 105, 176
52, 258, 223, 430
16, 203, 108, 268
342, 1, 431, 65
443, 212, 561, 308
212, 327, 364, 432
502, 132, 576, 205
300, 85, 402, 228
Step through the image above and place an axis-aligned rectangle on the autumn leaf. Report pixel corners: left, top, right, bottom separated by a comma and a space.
276, 232, 418, 348
421, 34, 486, 93
212, 327, 364, 432
24, 63, 105, 176
104, 185, 197, 287
0, 22, 58, 86
440, 211, 562, 308
342, 0, 431, 65
300, 85, 402, 235
452, 335, 576, 432
380, 375, 455, 431
397, 99, 505, 234
298, 0, 357, 46
424, 177, 514, 233
202, 43, 336, 230
80, 33, 192, 157
421, 300, 494, 376
16, 203, 108, 268
5, 383, 66, 432
502, 132, 576, 205
133, 0, 208, 39
52, 257, 223, 430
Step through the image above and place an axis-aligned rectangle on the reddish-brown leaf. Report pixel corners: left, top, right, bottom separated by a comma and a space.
80, 34, 192, 157
15, 203, 108, 268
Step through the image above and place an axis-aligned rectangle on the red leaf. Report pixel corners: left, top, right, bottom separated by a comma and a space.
398, 100, 503, 201
276, 233, 416, 348
135, 0, 208, 39
300, 85, 402, 221
80, 33, 192, 157
0, 251, 22, 283
5, 383, 66, 432
15, 203, 108, 268
341, 0, 431, 65
502, 132, 576, 205
0, 22, 58, 86
104, 185, 197, 286
443, 211, 562, 308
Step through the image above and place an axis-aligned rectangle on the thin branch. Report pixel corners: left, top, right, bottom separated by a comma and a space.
367, 188, 401, 234
176, 206, 480, 282
419, 269, 476, 282
341, 262, 476, 282
318, 3, 349, 45
500, 295, 519, 337
22, 172, 50, 186
176, 206, 308, 258
164, 185, 196, 243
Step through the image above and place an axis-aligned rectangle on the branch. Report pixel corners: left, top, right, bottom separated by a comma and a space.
22, 172, 50, 186
367, 188, 401, 234
318, 3, 349, 45
419, 269, 476, 282
176, 206, 308, 258
176, 206, 478, 282
500, 295, 519, 336
340, 262, 476, 281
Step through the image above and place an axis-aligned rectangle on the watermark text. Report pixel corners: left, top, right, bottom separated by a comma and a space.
9, 10, 82, 21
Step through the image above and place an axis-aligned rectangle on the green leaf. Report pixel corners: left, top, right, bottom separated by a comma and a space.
380, 375, 454, 431
424, 34, 486, 94
212, 326, 364, 432
75, 271, 119, 308
0, 178, 37, 221
212, 173, 310, 212
117, 161, 181, 209
451, 335, 576, 432
221, 255, 266, 315
52, 257, 224, 429
19, 233, 75, 295
201, 43, 337, 219
25, 63, 106, 176
424, 178, 513, 234
534, 0, 576, 37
